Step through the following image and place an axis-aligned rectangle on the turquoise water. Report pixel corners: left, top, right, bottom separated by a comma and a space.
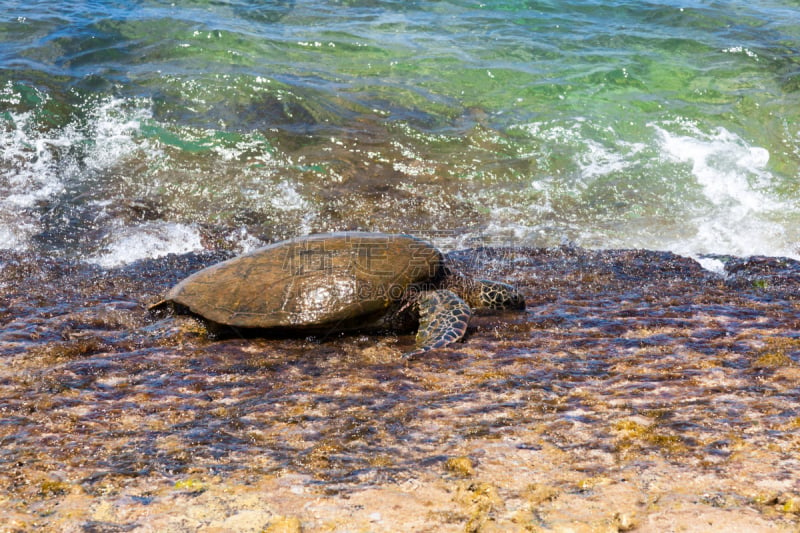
1, 0, 799, 265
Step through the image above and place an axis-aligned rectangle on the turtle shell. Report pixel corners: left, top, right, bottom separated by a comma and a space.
163, 232, 444, 329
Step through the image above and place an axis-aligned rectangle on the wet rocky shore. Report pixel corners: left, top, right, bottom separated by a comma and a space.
1, 245, 799, 532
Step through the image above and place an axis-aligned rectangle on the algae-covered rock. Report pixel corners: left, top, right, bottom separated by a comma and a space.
1, 246, 799, 531
779, 494, 800, 515
174, 478, 208, 494
264, 515, 302, 533
752, 336, 800, 369
445, 456, 476, 478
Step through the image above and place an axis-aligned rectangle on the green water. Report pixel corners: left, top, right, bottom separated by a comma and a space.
1, 0, 799, 263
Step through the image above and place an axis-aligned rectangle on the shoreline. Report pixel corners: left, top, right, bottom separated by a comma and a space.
1, 245, 799, 531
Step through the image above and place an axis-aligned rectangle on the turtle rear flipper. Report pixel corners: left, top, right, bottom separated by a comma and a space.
404, 290, 471, 358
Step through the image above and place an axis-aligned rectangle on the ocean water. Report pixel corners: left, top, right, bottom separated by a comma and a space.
1, 0, 798, 266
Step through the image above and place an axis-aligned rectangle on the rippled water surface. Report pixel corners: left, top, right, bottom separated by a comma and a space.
2, 0, 799, 263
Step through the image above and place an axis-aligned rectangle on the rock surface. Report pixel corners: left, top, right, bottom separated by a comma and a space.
1, 246, 799, 532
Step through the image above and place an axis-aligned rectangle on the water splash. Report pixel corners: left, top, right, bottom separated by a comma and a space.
87, 221, 204, 268
652, 121, 797, 259
0, 86, 153, 255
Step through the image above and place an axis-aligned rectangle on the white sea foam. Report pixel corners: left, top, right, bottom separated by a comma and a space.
654, 123, 774, 210
696, 257, 727, 276
0, 226, 23, 250
722, 46, 759, 60
270, 180, 308, 212
481, 118, 797, 260
270, 180, 315, 236
83, 97, 152, 171
87, 222, 204, 268
0, 222, 35, 251
578, 138, 646, 180
652, 122, 797, 259
0, 109, 72, 209
226, 226, 265, 254
514, 119, 646, 182
0, 87, 152, 253
0, 102, 72, 253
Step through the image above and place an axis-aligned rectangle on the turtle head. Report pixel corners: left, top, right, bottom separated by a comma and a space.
471, 279, 526, 311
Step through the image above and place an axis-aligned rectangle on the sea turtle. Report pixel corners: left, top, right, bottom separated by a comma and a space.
150, 232, 525, 357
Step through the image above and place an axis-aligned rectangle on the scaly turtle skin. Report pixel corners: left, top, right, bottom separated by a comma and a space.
150, 232, 525, 357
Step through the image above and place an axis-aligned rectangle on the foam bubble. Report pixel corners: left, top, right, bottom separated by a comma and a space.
722, 46, 759, 60
87, 222, 204, 268
514, 119, 647, 183
226, 226, 265, 254
270, 180, 309, 212
0, 103, 72, 252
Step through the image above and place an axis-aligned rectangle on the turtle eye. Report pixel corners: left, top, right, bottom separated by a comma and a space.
507, 289, 526, 310
498, 286, 525, 310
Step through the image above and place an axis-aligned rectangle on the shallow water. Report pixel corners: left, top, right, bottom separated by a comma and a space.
1, 246, 799, 529
2, 0, 799, 263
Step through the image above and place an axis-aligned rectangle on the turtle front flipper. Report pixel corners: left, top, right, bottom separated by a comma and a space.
404, 290, 472, 358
